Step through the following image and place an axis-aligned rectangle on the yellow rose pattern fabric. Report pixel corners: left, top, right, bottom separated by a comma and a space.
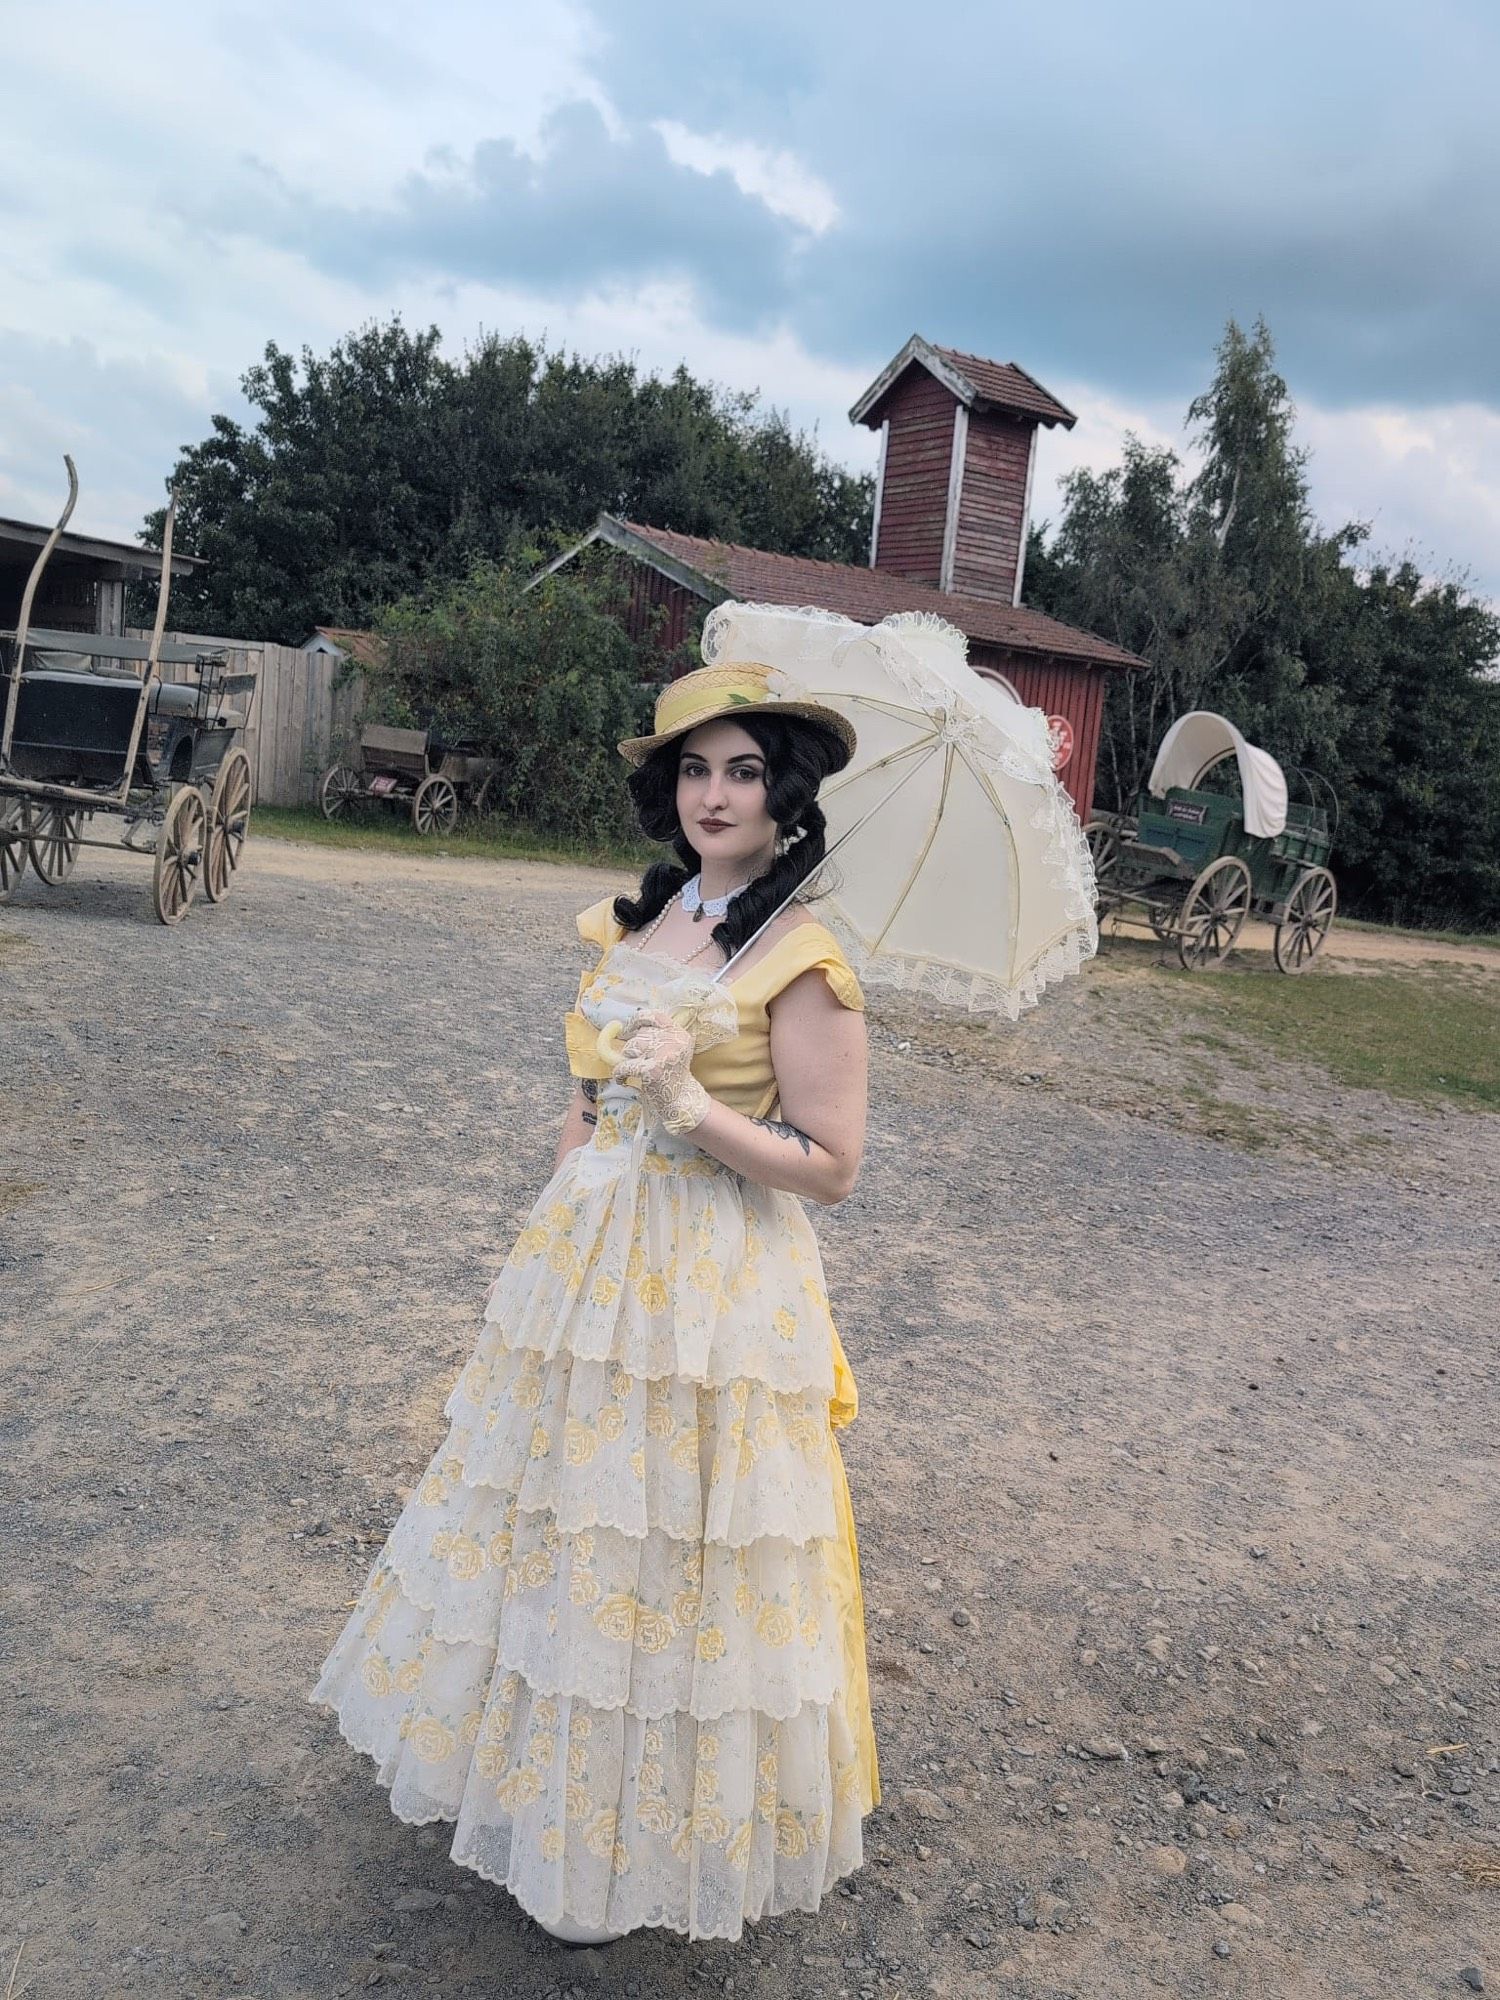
310, 903, 876, 1942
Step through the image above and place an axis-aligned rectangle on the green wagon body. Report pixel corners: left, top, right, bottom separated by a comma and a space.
1087, 712, 1340, 972
1121, 785, 1332, 914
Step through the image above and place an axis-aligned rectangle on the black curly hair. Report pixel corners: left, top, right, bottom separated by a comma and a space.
612, 711, 845, 963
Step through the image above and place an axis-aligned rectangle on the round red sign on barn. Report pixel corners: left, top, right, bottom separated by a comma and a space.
1047, 715, 1074, 771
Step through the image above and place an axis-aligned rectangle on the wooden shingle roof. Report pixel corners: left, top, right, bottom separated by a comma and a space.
930, 346, 1076, 428
850, 334, 1076, 430
568, 516, 1143, 671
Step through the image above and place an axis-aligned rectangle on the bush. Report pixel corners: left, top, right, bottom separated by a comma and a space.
368, 548, 671, 847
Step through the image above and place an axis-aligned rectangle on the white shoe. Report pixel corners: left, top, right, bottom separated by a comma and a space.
534, 1913, 623, 1946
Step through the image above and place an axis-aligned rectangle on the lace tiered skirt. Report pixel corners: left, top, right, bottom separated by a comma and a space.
309, 1097, 877, 1942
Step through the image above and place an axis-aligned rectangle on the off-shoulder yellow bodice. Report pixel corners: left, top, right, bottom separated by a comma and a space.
564, 894, 865, 1122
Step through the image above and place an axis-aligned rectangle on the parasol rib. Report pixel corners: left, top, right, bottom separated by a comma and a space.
870, 742, 952, 954
817, 729, 932, 803
714, 734, 940, 982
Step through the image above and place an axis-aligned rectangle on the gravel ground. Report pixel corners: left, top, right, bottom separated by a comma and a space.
2, 836, 1496, 2000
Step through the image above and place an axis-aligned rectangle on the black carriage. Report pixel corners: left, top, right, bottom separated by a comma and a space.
0, 460, 255, 924
319, 724, 497, 835
1086, 710, 1339, 973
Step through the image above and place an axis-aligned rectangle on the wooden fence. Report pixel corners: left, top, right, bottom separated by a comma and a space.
128, 631, 365, 808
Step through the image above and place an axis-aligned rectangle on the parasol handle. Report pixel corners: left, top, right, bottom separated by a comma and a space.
596, 1008, 693, 1068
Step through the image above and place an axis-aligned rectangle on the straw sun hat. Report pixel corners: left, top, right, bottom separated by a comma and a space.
616, 661, 857, 771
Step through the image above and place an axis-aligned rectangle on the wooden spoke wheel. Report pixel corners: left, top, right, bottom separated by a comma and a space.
468, 772, 497, 822
1274, 866, 1337, 973
1084, 820, 1120, 908
27, 804, 83, 885
320, 763, 362, 821
205, 748, 252, 902
153, 785, 206, 925
412, 774, 459, 836
0, 798, 28, 902
1176, 855, 1252, 970
1148, 900, 1181, 944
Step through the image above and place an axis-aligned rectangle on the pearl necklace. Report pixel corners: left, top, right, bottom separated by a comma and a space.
633, 891, 719, 968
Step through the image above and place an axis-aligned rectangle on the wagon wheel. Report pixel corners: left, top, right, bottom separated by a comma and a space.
468, 772, 497, 823
320, 763, 362, 821
1176, 855, 1252, 970
0, 798, 28, 902
412, 774, 459, 836
27, 804, 83, 884
1148, 898, 1182, 944
1274, 866, 1337, 974
205, 748, 252, 902
153, 784, 206, 925
1084, 820, 1120, 909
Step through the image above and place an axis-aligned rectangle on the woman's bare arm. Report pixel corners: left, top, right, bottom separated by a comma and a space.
551, 1080, 595, 1175
684, 970, 867, 1204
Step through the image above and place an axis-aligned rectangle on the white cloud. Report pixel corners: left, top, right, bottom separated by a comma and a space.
2, 0, 1498, 618
1025, 378, 1500, 604
1298, 400, 1500, 596
653, 120, 840, 234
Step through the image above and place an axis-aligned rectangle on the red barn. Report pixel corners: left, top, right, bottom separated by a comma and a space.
542, 334, 1145, 821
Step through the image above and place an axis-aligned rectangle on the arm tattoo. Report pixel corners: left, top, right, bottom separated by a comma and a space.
582, 1110, 597, 1127
751, 1117, 813, 1157
580, 1079, 599, 1103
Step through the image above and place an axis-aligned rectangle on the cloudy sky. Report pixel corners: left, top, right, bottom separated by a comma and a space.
4, 0, 1497, 599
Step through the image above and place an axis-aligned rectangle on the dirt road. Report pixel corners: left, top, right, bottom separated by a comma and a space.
3, 838, 1495, 1999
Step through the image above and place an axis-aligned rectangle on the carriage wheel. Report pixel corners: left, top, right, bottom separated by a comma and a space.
27, 804, 83, 885
320, 763, 362, 821
412, 774, 459, 836
205, 748, 252, 902
468, 772, 496, 823
0, 798, 28, 902
1176, 856, 1252, 970
1084, 820, 1120, 910
1148, 901, 1181, 944
1274, 866, 1338, 973
153, 785, 206, 925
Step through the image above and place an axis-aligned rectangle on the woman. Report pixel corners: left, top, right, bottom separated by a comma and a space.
310, 656, 878, 1945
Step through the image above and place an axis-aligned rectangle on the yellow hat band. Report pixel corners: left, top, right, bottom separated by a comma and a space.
651, 662, 776, 740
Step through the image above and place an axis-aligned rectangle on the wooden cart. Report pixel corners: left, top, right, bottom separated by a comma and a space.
0, 459, 256, 924
319, 724, 496, 836
1086, 711, 1338, 973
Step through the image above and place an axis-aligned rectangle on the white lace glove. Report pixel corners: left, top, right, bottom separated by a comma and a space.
610, 1009, 711, 1135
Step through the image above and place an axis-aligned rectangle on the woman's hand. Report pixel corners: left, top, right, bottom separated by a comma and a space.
610, 1009, 711, 1135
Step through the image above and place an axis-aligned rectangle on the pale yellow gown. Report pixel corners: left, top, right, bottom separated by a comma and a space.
310, 897, 878, 1941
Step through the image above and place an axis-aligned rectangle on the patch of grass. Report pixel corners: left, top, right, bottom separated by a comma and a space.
1164, 1080, 1388, 1161
0, 1178, 41, 1216
1172, 1083, 1277, 1150
1185, 965, 1500, 1111
252, 805, 654, 874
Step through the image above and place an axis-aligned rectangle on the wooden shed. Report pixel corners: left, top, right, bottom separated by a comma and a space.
540, 335, 1147, 822
0, 514, 199, 637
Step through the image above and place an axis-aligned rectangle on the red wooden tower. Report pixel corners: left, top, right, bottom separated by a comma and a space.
544, 335, 1145, 821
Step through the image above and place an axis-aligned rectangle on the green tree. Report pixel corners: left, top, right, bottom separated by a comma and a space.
1026, 317, 1500, 929
145, 323, 872, 642
366, 548, 658, 848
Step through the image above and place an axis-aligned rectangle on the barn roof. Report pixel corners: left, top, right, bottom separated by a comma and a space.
850, 334, 1076, 431
542, 515, 1144, 671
